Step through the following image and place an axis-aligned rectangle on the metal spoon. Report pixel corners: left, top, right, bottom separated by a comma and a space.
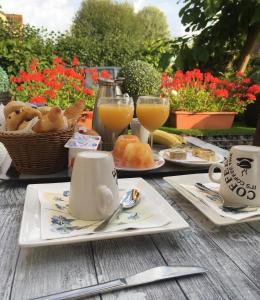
94, 188, 140, 232
195, 182, 248, 210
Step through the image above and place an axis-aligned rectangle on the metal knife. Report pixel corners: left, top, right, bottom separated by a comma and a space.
32, 265, 207, 300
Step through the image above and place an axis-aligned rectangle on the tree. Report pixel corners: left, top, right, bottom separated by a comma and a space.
137, 6, 169, 43
0, 20, 57, 75
70, 0, 169, 67
175, 0, 260, 73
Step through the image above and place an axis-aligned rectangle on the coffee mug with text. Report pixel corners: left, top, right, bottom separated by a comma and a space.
209, 145, 260, 207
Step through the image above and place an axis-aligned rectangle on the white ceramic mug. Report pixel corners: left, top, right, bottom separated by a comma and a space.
130, 118, 150, 143
69, 151, 119, 220
209, 145, 260, 207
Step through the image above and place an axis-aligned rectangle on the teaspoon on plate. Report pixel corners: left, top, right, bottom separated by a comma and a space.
94, 188, 140, 232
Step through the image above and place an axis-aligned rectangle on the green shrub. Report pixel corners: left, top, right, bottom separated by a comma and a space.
118, 60, 161, 101
0, 66, 9, 92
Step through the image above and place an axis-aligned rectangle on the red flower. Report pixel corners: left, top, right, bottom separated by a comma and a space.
53, 57, 64, 65
44, 89, 56, 99
248, 84, 260, 94
30, 58, 38, 72
71, 82, 81, 91
242, 78, 251, 84
29, 96, 47, 105
83, 87, 94, 96
246, 93, 256, 101
72, 56, 79, 66
100, 70, 110, 79
214, 89, 229, 98
16, 86, 23, 91
208, 83, 217, 90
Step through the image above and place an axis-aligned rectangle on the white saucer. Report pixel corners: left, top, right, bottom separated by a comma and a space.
19, 177, 188, 247
159, 149, 224, 167
164, 173, 260, 226
115, 154, 165, 172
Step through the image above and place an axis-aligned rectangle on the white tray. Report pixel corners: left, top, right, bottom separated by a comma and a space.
164, 173, 260, 226
19, 178, 189, 247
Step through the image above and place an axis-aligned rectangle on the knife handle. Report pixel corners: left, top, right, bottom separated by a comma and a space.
31, 278, 126, 300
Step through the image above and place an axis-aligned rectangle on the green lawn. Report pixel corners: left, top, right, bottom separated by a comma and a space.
161, 122, 256, 136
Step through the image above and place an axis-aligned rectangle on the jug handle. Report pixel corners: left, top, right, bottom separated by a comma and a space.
96, 185, 115, 218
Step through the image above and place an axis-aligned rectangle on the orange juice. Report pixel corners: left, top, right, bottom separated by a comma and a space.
99, 104, 134, 132
136, 103, 169, 131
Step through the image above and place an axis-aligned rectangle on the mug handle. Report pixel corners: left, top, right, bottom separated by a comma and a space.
208, 163, 224, 184
96, 185, 115, 218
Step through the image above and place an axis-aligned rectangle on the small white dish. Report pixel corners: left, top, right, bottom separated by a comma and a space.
115, 154, 165, 172
19, 177, 188, 247
159, 149, 224, 168
164, 173, 260, 225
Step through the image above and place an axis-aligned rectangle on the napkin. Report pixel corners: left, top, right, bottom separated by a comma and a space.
39, 180, 172, 240
181, 183, 260, 220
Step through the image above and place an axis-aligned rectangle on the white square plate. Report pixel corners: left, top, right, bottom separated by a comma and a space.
19, 178, 189, 247
164, 173, 260, 226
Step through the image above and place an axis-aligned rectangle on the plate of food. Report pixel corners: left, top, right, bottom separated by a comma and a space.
159, 146, 224, 167
113, 135, 165, 172
115, 154, 165, 171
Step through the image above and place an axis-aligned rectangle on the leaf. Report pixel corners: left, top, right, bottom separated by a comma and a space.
192, 47, 209, 63
159, 53, 173, 71
250, 5, 260, 24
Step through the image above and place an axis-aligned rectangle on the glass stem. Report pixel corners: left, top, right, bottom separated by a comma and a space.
150, 132, 154, 149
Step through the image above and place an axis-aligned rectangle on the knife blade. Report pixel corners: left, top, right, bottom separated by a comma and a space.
32, 265, 207, 300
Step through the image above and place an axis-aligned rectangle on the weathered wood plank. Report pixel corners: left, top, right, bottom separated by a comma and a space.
92, 236, 187, 300
0, 181, 26, 208
11, 243, 100, 300
151, 178, 260, 300
0, 208, 21, 300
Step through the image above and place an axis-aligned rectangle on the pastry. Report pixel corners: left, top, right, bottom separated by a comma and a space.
4, 100, 27, 119
113, 135, 140, 161
192, 148, 215, 161
38, 106, 52, 115
121, 142, 154, 168
6, 106, 42, 131
167, 149, 187, 160
32, 107, 67, 133
64, 99, 85, 126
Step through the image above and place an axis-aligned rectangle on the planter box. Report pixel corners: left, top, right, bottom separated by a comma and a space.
169, 111, 237, 129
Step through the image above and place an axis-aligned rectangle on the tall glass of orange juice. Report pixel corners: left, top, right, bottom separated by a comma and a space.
136, 96, 169, 148
98, 96, 134, 145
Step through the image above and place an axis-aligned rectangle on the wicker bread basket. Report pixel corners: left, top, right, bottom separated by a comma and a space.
0, 127, 75, 175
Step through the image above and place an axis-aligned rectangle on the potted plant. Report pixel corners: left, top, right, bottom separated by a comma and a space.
0, 66, 11, 104
10, 56, 96, 111
161, 69, 260, 129
118, 60, 161, 103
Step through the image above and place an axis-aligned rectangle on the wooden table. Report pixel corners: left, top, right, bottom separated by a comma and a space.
1, 176, 260, 300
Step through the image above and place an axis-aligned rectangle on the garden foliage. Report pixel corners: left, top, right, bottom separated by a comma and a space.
161, 69, 260, 113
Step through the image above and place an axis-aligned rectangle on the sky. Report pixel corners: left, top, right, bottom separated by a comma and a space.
0, 0, 185, 37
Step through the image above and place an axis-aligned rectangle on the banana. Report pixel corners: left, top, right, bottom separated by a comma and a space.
153, 130, 186, 147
